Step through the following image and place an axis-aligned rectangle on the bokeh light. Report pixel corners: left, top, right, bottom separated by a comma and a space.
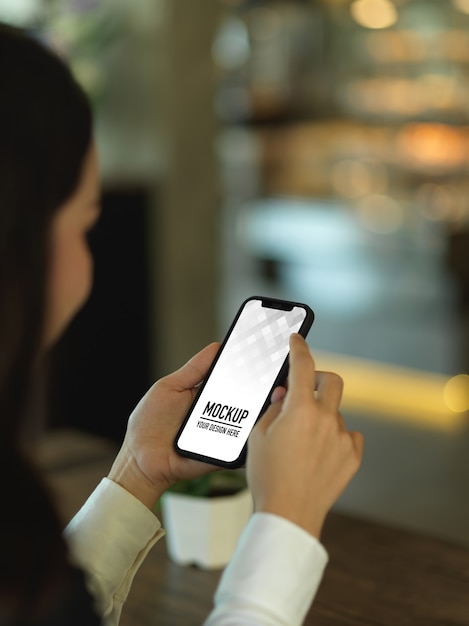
444, 374, 469, 413
355, 194, 403, 233
396, 123, 467, 171
416, 183, 455, 222
331, 158, 388, 198
212, 16, 250, 70
350, 0, 398, 30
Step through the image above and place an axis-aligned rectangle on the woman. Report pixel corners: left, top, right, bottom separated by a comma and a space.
0, 23, 364, 625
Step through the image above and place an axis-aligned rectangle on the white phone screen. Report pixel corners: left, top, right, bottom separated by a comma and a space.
176, 299, 308, 464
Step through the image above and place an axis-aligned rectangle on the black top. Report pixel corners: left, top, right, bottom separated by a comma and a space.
0, 565, 101, 626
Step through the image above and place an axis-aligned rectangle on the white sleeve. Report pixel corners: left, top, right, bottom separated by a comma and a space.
204, 513, 329, 626
64, 478, 164, 626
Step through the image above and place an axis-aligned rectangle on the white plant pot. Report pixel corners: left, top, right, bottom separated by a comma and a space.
161, 488, 253, 569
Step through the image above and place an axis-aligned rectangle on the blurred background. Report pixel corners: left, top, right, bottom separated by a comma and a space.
3, 0, 469, 545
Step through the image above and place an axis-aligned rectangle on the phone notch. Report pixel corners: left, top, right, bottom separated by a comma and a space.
261, 298, 293, 312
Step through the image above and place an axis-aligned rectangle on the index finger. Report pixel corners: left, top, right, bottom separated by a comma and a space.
285, 334, 316, 404
315, 370, 344, 412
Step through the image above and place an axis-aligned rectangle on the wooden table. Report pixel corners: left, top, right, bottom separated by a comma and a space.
311, 513, 469, 626
41, 431, 469, 625
118, 510, 469, 626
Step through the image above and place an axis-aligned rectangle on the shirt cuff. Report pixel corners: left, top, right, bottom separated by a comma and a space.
207, 513, 328, 626
64, 478, 164, 620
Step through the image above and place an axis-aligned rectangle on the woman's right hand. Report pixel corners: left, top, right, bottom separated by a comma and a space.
247, 334, 364, 539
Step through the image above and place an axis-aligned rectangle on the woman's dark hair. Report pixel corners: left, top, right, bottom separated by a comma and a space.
0, 23, 100, 624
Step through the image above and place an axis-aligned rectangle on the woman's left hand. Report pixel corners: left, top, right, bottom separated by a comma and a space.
108, 342, 220, 509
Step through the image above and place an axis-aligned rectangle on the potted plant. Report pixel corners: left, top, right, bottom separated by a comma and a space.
160, 470, 252, 569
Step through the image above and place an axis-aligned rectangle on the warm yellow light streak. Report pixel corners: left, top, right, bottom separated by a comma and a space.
314, 350, 468, 431
453, 0, 469, 15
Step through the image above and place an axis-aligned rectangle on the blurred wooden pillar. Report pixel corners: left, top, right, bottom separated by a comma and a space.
150, 0, 222, 375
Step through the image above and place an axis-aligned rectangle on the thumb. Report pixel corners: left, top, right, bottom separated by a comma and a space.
170, 342, 220, 391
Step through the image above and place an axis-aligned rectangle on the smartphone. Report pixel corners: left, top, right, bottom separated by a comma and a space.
174, 296, 314, 469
